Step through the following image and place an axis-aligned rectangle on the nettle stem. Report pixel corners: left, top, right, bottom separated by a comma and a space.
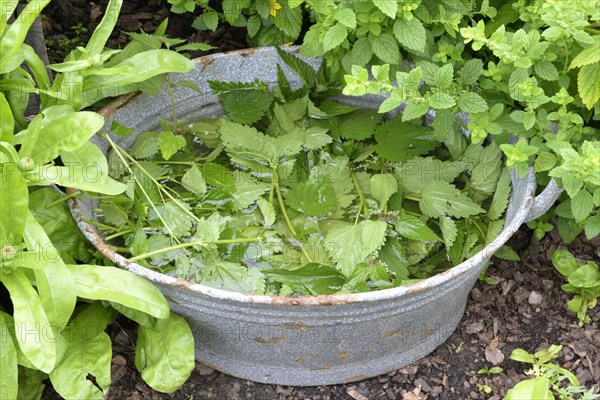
351, 172, 368, 225
127, 237, 263, 262
272, 167, 313, 263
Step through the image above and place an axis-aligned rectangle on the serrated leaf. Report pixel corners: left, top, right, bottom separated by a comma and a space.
375, 119, 438, 162
439, 216, 457, 248
401, 102, 429, 121
209, 80, 273, 124
396, 214, 441, 241
332, 109, 383, 140
263, 263, 345, 295
435, 64, 454, 89
204, 11, 219, 31
373, 0, 397, 18
350, 37, 373, 66
370, 174, 398, 207
181, 164, 207, 196
150, 200, 193, 236
232, 171, 270, 211
571, 189, 594, 222
570, 38, 600, 69
276, 47, 317, 87
286, 180, 337, 217
584, 213, 600, 239
247, 15, 261, 37
257, 198, 276, 227
429, 92, 456, 109
334, 8, 356, 28
396, 157, 464, 194
488, 168, 510, 220
458, 92, 489, 113
460, 59, 483, 84
323, 23, 348, 52
371, 33, 400, 64
556, 216, 583, 244
393, 18, 426, 53
578, 62, 600, 109
129, 131, 160, 159
325, 220, 387, 276
302, 126, 333, 149
534, 61, 559, 81
419, 180, 485, 218
494, 245, 520, 261
471, 142, 502, 195
273, 3, 302, 38
157, 131, 186, 160
509, 68, 529, 101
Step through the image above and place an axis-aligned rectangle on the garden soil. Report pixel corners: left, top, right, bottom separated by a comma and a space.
40, 2, 600, 399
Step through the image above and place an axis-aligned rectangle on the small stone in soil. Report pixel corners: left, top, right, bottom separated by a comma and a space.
528, 290, 543, 305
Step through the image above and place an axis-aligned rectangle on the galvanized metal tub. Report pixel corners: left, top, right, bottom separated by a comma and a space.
69, 47, 562, 386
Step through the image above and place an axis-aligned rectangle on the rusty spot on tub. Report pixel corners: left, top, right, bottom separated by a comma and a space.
378, 317, 386, 320
98, 92, 139, 120
421, 327, 433, 337
345, 375, 369, 383
266, 294, 354, 306
389, 329, 399, 337
284, 322, 307, 331
197, 55, 214, 65
255, 336, 285, 345
338, 352, 349, 358
310, 363, 332, 371
226, 47, 260, 58
295, 358, 305, 363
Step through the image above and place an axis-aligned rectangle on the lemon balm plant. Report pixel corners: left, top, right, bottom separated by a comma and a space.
0, 0, 197, 397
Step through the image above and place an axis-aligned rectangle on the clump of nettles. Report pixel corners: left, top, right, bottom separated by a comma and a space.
100, 76, 511, 296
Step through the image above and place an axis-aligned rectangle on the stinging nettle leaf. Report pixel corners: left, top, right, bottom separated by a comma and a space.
487, 168, 511, 220
157, 131, 186, 160
375, 119, 439, 162
370, 174, 398, 207
395, 214, 441, 241
286, 180, 338, 217
181, 164, 207, 196
419, 180, 485, 218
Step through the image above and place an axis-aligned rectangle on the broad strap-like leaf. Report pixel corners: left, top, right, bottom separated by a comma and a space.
50, 303, 115, 400
67, 264, 170, 319
0, 164, 28, 243
135, 314, 195, 393
0, 312, 18, 400
19, 111, 104, 165
1, 269, 56, 373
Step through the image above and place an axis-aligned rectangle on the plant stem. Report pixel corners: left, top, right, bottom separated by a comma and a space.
272, 167, 313, 263
166, 73, 178, 126
351, 172, 368, 224
45, 191, 81, 208
127, 237, 263, 262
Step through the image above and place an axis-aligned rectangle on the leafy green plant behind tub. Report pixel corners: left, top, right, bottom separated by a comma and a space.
1, 1, 196, 397
93, 54, 514, 296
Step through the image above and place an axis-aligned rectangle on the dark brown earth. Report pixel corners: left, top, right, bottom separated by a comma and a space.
39, 2, 600, 399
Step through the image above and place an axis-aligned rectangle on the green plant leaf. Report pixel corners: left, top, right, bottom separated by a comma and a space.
26, 165, 127, 195
471, 142, 502, 195
584, 213, 600, 239
419, 180, 485, 218
551, 249, 579, 277
276, 47, 317, 87
487, 169, 510, 220
534, 61, 559, 81
373, 0, 397, 18
334, 8, 356, 29
157, 131, 186, 160
401, 102, 429, 121
0, 312, 18, 400
263, 263, 346, 295
396, 157, 464, 194
181, 164, 207, 197
61, 140, 109, 176
67, 264, 170, 319
350, 37, 373, 66
571, 189, 594, 222
49, 303, 114, 400
370, 33, 400, 64
0, 93, 14, 143
395, 214, 441, 241
0, 164, 28, 244
459, 59, 484, 84
135, 314, 195, 393
570, 38, 600, 69
1, 270, 55, 373
19, 111, 104, 165
435, 64, 454, 89
458, 92, 488, 113
578, 62, 600, 109
325, 220, 387, 276
375, 119, 438, 162
393, 18, 426, 53
568, 263, 600, 288
273, 3, 302, 38
370, 173, 398, 207
439, 216, 458, 248
323, 23, 348, 52
429, 92, 456, 109
504, 377, 554, 400
332, 109, 383, 140
286, 180, 337, 217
